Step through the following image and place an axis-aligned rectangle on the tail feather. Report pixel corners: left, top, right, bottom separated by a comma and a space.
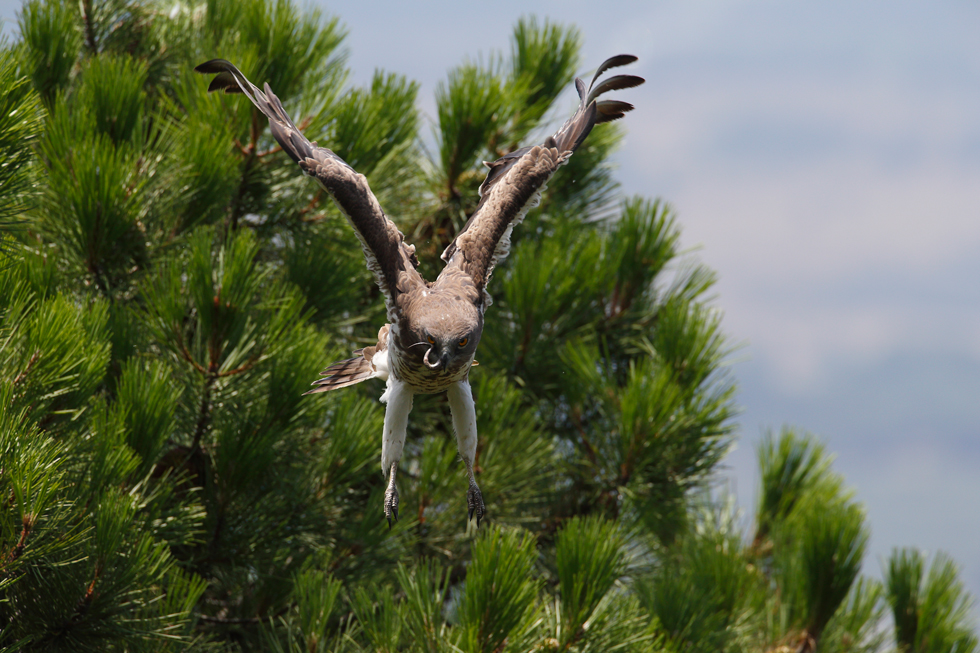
304, 353, 376, 394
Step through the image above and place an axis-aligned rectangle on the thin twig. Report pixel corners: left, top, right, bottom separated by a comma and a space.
196, 605, 291, 625
12, 350, 40, 386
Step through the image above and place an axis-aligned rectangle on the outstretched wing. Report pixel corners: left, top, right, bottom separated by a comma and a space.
195, 59, 423, 319
439, 55, 644, 299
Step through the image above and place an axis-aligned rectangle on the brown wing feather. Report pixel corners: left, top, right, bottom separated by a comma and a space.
439, 55, 644, 295
195, 59, 422, 317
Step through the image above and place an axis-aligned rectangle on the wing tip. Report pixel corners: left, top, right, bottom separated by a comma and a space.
595, 54, 639, 78
209, 77, 244, 94
595, 100, 636, 124
195, 59, 247, 94
193, 58, 229, 74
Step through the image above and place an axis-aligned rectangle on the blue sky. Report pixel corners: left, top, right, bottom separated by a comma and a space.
3, 0, 979, 608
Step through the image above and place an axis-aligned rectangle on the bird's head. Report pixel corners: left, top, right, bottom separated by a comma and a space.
411, 293, 482, 372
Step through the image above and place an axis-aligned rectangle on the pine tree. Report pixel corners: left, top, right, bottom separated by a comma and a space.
1, 1, 976, 651
885, 548, 978, 653
0, 43, 41, 268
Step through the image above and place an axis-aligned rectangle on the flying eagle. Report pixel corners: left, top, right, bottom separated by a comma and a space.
195, 55, 644, 527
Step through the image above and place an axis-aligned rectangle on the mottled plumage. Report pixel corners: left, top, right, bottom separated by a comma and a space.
195, 55, 643, 527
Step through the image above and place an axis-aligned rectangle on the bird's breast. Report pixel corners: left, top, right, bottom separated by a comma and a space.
389, 344, 471, 394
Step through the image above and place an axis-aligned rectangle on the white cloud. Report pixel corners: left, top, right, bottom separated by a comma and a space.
655, 160, 980, 281
722, 297, 980, 394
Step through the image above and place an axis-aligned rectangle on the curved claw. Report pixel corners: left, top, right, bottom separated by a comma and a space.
467, 483, 486, 527
423, 347, 441, 369
384, 483, 399, 529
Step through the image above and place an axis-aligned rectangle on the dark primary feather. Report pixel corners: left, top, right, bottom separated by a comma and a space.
194, 59, 422, 312
595, 100, 635, 123
590, 54, 638, 85
587, 74, 645, 104
439, 54, 644, 287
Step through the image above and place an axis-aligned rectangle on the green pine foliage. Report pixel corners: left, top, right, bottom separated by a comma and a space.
0, 1, 976, 651
886, 549, 978, 653
0, 45, 42, 267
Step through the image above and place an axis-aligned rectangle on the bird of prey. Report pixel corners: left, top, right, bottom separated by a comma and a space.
195, 55, 644, 527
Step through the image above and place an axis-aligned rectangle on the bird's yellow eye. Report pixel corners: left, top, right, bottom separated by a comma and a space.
427, 335, 435, 344
458, 337, 468, 347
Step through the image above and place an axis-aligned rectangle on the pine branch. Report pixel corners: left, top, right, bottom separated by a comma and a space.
11, 350, 41, 386
81, 0, 98, 53
190, 375, 214, 452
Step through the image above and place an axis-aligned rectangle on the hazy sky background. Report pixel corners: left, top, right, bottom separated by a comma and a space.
3, 0, 978, 606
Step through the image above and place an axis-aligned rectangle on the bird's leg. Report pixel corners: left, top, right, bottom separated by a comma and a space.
381, 378, 413, 528
384, 461, 399, 527
464, 460, 485, 526
447, 380, 485, 525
